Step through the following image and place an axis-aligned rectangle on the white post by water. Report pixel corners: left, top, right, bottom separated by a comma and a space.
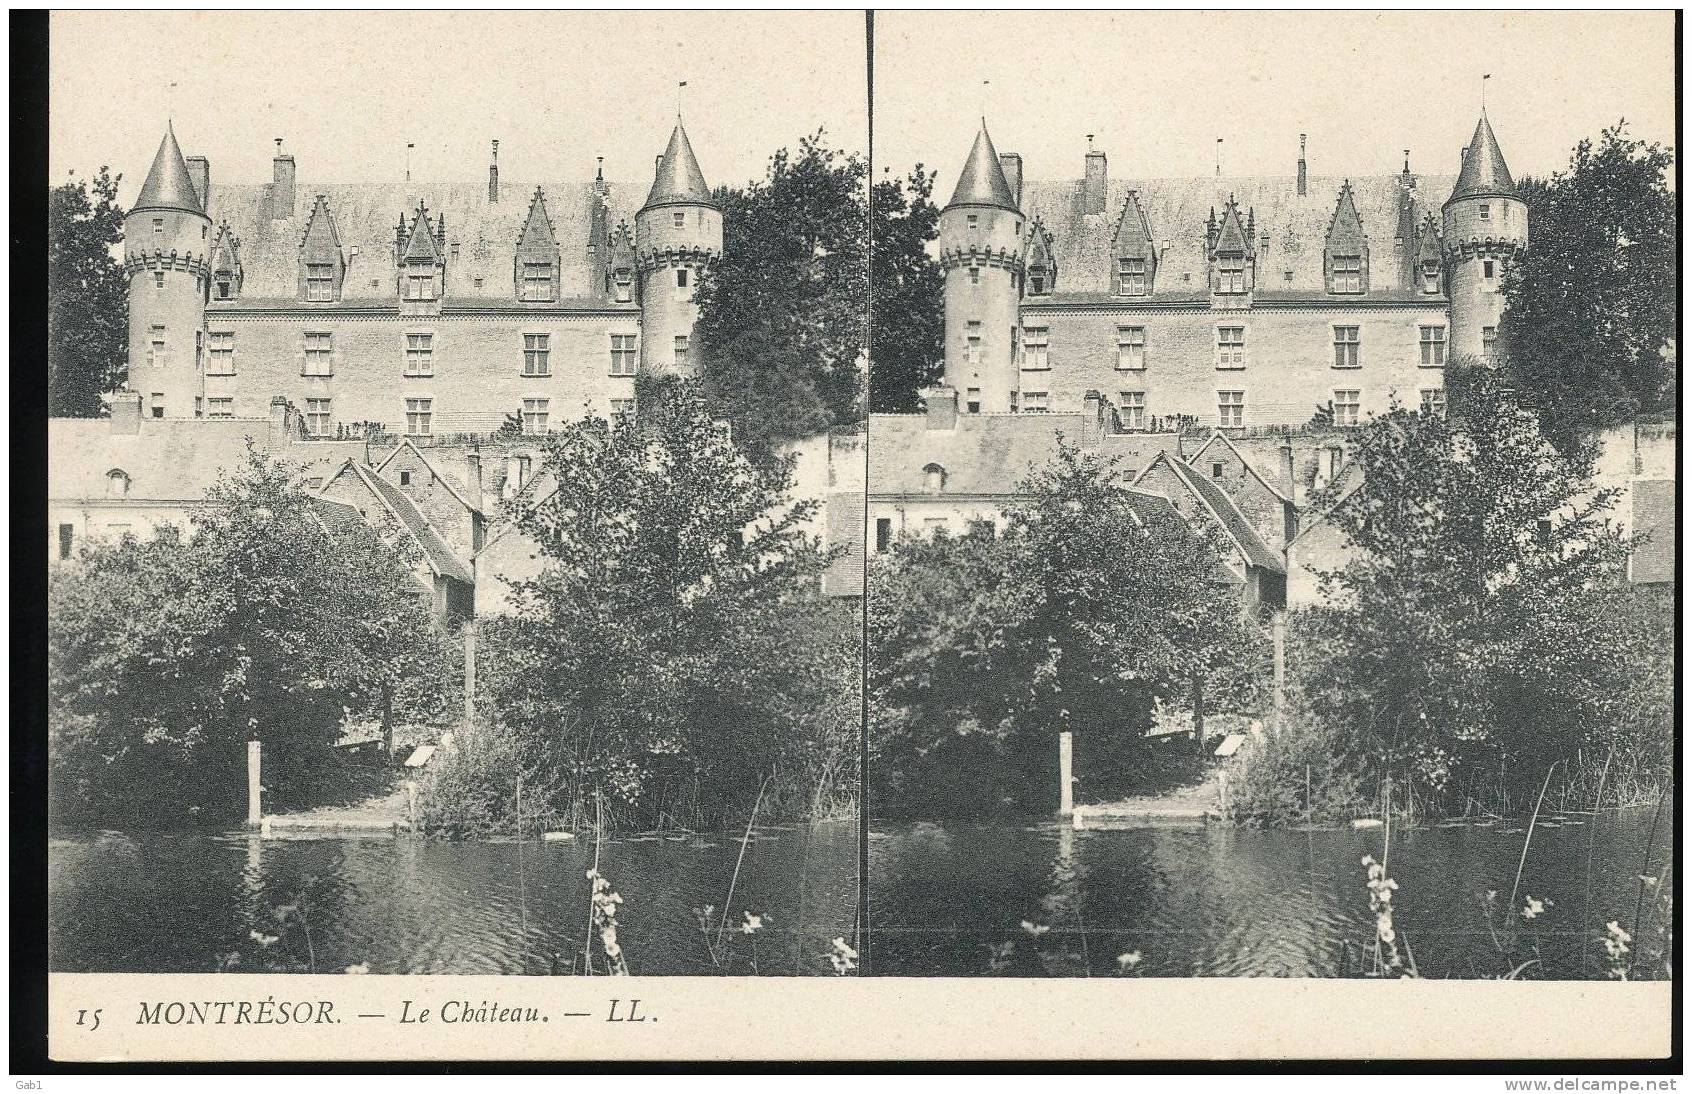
1058, 730, 1074, 816
1272, 612, 1287, 732
462, 621, 477, 730
246, 739, 262, 827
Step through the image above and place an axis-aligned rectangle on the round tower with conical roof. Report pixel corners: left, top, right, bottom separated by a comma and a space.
1441, 111, 1527, 364
939, 120, 1023, 414
635, 120, 722, 377
124, 123, 212, 418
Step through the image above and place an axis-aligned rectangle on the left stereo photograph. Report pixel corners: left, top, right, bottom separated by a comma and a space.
44, 10, 868, 979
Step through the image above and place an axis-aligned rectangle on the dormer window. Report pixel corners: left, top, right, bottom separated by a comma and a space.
520, 262, 554, 302
613, 268, 633, 303
1330, 255, 1363, 294
1422, 261, 1441, 294
106, 469, 130, 497
922, 463, 946, 494
404, 272, 435, 301
1117, 257, 1147, 296
215, 275, 233, 300
1217, 256, 1246, 295
1029, 267, 1048, 295
305, 263, 334, 302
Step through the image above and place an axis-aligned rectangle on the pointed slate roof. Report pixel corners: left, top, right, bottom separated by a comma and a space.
401, 203, 443, 263
1112, 190, 1155, 253
1325, 181, 1367, 252
642, 122, 714, 211
133, 123, 204, 215
516, 187, 557, 248
1212, 198, 1252, 255
299, 194, 343, 254
1025, 219, 1057, 273
946, 121, 1018, 211
1447, 112, 1517, 204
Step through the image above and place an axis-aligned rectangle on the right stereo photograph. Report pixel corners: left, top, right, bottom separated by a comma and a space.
865, 9, 1677, 980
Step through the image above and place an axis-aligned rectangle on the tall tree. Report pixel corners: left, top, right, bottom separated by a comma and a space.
1501, 124, 1677, 455
693, 132, 867, 461
868, 166, 945, 413
48, 167, 129, 416
1301, 367, 1637, 808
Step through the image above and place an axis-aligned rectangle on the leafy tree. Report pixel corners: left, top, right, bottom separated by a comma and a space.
693, 132, 867, 462
48, 449, 455, 824
1300, 367, 1638, 810
868, 166, 945, 413
1501, 124, 1677, 455
481, 380, 849, 827
868, 441, 1255, 816
49, 167, 128, 417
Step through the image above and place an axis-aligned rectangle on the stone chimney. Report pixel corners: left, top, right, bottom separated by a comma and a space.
186, 156, 211, 209
488, 140, 500, 203
921, 385, 958, 431
1297, 134, 1307, 197
268, 396, 297, 442
998, 153, 1023, 209
1279, 437, 1296, 495
1082, 390, 1105, 446
465, 451, 484, 507
110, 390, 142, 435
1083, 148, 1107, 215
272, 152, 296, 218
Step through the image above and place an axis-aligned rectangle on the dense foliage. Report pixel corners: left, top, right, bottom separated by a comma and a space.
868, 166, 945, 413
431, 381, 858, 834
48, 451, 456, 824
49, 167, 128, 417
868, 442, 1260, 816
693, 132, 868, 462
1502, 124, 1677, 455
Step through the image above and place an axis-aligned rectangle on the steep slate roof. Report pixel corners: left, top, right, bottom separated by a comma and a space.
133, 124, 204, 215
869, 412, 1089, 496
1189, 432, 1294, 504
1018, 172, 1454, 299
1137, 450, 1286, 574
332, 461, 474, 585
1447, 113, 1517, 203
643, 122, 714, 210
373, 439, 484, 514
201, 178, 638, 302
947, 123, 1018, 211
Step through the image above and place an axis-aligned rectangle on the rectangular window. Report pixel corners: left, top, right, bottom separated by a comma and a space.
965, 387, 981, 414
968, 267, 981, 286
923, 516, 949, 537
966, 214, 979, 230
150, 393, 165, 419
152, 217, 163, 237
1021, 325, 1049, 370
520, 262, 553, 302
874, 517, 892, 554
57, 523, 73, 561
965, 320, 982, 366
674, 267, 690, 302
153, 270, 165, 292
1331, 255, 1363, 294
610, 334, 638, 376
673, 211, 686, 228
404, 397, 433, 437
1217, 256, 1246, 294
1023, 390, 1050, 413
304, 397, 332, 436
674, 335, 690, 367
613, 269, 633, 303
1420, 325, 1447, 366
522, 397, 549, 435
1217, 389, 1245, 428
1420, 388, 1447, 418
206, 397, 234, 419
405, 272, 435, 301
1216, 325, 1246, 369
1332, 325, 1361, 369
1478, 204, 1491, 222
405, 333, 434, 376
609, 397, 636, 417
302, 331, 333, 376
1119, 390, 1146, 430
1029, 270, 1047, 295
1333, 388, 1362, 426
1117, 256, 1148, 296
1483, 325, 1498, 362
149, 325, 167, 368
522, 333, 550, 376
1116, 325, 1146, 370
1422, 262, 1441, 294
305, 263, 335, 301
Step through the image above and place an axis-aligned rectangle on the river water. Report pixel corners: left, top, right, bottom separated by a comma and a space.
867, 808, 1672, 978
49, 821, 857, 976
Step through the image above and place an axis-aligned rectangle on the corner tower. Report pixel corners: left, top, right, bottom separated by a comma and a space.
124, 123, 212, 418
1441, 111, 1527, 363
635, 121, 722, 376
939, 121, 1023, 413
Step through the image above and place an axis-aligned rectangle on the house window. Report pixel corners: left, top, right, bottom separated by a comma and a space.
1421, 262, 1441, 294
1420, 325, 1447, 366
405, 333, 434, 376
609, 397, 635, 417
215, 275, 232, 300
968, 267, 981, 286
305, 263, 335, 301
1029, 268, 1048, 295
1330, 255, 1363, 294
1023, 391, 1050, 413
610, 334, 638, 376
206, 397, 234, 419
152, 218, 163, 238
1217, 390, 1245, 428
1216, 326, 1246, 369
149, 325, 167, 368
1119, 391, 1146, 430
58, 523, 74, 561
106, 469, 129, 497
522, 397, 549, 435
150, 394, 165, 419
1021, 326, 1049, 370
672, 211, 685, 228
674, 335, 690, 367
194, 396, 202, 418
302, 332, 334, 376
405, 272, 435, 301
1116, 326, 1146, 371
207, 331, 235, 375
923, 464, 946, 494
966, 214, 979, 230
1212, 462, 1225, 479
923, 517, 950, 538
674, 267, 690, 302
304, 398, 332, 436
1333, 388, 1362, 426
520, 262, 554, 302
522, 333, 550, 376
965, 320, 982, 366
153, 270, 165, 292
404, 397, 433, 437
1332, 326, 1361, 369
1478, 204, 1491, 222
874, 518, 892, 554
613, 268, 633, 303
1117, 257, 1148, 296
399, 470, 412, 486
1217, 255, 1246, 294
1420, 388, 1446, 418
1483, 259, 1496, 281
1483, 325, 1498, 362
965, 387, 981, 414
